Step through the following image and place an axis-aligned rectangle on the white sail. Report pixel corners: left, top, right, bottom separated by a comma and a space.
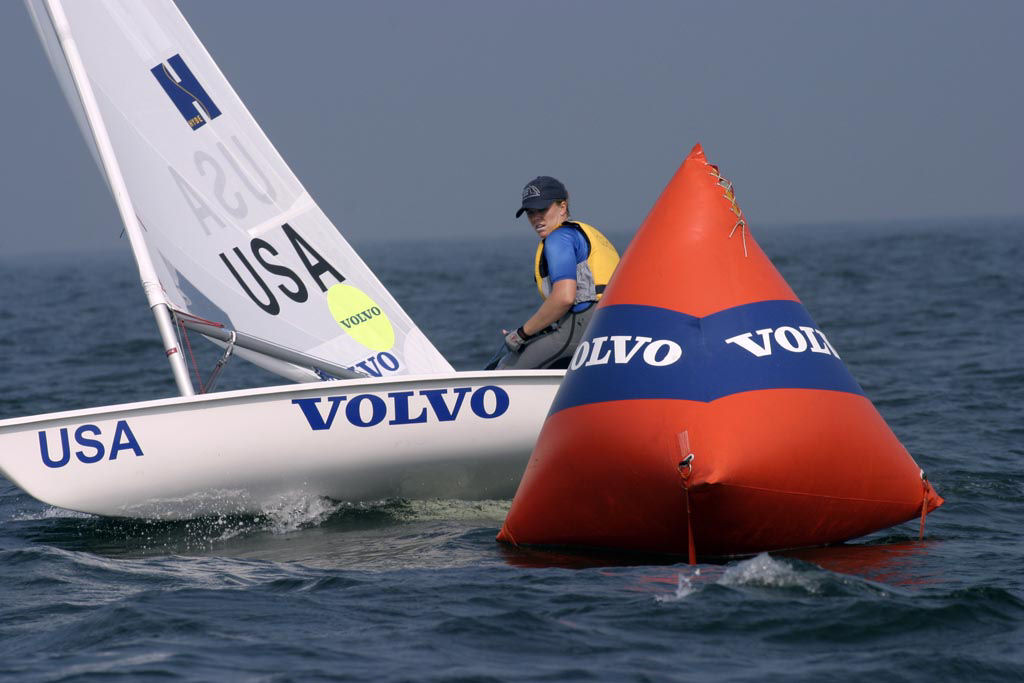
25, 0, 453, 380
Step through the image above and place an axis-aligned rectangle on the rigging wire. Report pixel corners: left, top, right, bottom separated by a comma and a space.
172, 310, 230, 394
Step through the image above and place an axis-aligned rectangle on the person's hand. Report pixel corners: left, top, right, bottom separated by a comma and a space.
504, 327, 531, 352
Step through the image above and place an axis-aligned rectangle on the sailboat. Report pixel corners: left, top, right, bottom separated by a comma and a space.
0, 0, 563, 518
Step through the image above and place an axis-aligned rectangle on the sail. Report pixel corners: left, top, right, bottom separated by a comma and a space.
25, 0, 453, 380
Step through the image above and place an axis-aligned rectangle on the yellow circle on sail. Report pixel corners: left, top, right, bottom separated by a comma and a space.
327, 284, 395, 351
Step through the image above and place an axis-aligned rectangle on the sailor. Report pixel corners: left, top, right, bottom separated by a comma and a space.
494, 176, 619, 369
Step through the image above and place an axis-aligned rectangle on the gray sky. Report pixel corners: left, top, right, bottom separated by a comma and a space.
1, 0, 1021, 255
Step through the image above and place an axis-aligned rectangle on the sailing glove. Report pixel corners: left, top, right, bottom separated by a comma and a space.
504, 326, 532, 352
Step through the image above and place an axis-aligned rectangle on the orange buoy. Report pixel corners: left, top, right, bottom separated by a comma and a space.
497, 144, 943, 559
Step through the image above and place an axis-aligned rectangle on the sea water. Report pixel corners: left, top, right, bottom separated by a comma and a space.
1, 220, 1022, 682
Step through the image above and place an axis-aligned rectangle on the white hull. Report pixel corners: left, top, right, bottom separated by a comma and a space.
0, 370, 563, 519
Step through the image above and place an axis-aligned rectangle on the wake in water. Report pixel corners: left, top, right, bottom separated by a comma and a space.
655, 567, 701, 602
654, 552, 902, 603
6, 495, 512, 562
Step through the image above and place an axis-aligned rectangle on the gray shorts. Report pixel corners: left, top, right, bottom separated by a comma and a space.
496, 305, 596, 370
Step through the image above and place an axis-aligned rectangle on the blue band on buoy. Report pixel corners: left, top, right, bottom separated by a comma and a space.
550, 301, 864, 415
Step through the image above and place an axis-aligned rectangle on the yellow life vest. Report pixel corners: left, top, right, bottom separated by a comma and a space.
534, 221, 619, 302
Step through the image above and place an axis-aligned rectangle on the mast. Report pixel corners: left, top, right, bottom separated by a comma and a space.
42, 0, 194, 397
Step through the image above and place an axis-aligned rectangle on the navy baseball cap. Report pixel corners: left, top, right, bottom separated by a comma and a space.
516, 176, 567, 217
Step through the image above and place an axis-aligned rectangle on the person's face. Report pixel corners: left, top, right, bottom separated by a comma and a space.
525, 200, 567, 239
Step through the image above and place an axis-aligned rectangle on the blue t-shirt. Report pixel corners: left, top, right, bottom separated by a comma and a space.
544, 226, 592, 313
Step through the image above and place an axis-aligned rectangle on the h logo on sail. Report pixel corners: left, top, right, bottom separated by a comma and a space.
151, 54, 222, 130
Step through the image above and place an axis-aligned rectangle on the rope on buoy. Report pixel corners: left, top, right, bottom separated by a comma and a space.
919, 469, 929, 541
707, 168, 750, 258
729, 219, 749, 257
677, 430, 697, 565
502, 526, 519, 547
